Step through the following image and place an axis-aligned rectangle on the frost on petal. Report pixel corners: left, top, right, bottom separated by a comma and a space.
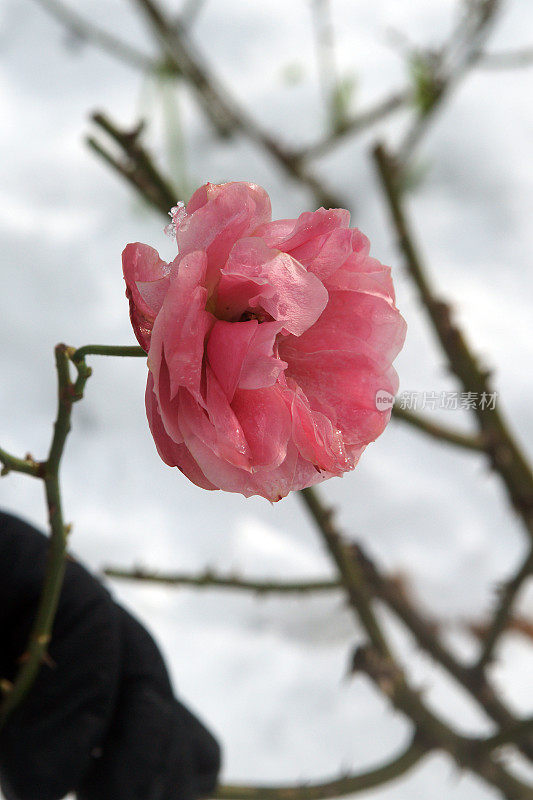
148, 250, 214, 402
176, 182, 272, 287
217, 238, 328, 336
207, 319, 286, 401
122, 243, 170, 350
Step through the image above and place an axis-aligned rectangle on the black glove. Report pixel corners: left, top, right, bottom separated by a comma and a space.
0, 510, 221, 800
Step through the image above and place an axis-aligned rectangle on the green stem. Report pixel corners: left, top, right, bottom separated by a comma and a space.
104, 566, 341, 594
72, 344, 146, 361
0, 346, 79, 728
0, 447, 42, 478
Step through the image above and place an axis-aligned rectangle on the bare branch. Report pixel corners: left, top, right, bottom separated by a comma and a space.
373, 143, 533, 547
130, 0, 345, 209
216, 735, 427, 800
297, 91, 410, 161
104, 566, 340, 594
474, 548, 533, 671
398, 0, 503, 163
479, 46, 533, 69
87, 112, 181, 213
392, 406, 485, 452
32, 0, 159, 73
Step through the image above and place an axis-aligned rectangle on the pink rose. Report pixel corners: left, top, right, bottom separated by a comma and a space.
123, 181, 406, 501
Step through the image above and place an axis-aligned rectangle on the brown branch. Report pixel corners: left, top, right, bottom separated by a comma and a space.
87, 112, 180, 213
297, 91, 410, 161
129, 0, 345, 209
350, 540, 533, 759
216, 735, 428, 800
392, 406, 484, 452
373, 143, 533, 547
478, 46, 533, 69
351, 645, 533, 799
474, 547, 533, 672
397, 0, 503, 163
32, 0, 159, 73
299, 487, 532, 797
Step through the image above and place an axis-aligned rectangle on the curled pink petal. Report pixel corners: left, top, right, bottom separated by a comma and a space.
176, 182, 271, 289
122, 243, 169, 350
123, 182, 406, 499
218, 238, 328, 336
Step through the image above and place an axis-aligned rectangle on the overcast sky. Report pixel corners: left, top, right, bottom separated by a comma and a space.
1, 1, 533, 797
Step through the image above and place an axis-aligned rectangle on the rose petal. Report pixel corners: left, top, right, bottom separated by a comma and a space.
207, 319, 287, 401
232, 386, 291, 468
217, 238, 328, 336
148, 250, 214, 402
122, 243, 169, 350
145, 375, 216, 490
287, 385, 353, 474
284, 350, 400, 447
280, 289, 407, 371
176, 182, 272, 288
254, 208, 350, 251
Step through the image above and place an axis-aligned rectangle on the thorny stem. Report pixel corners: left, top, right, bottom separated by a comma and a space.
104, 566, 340, 594
0, 346, 88, 728
474, 547, 533, 672
217, 735, 428, 800
299, 487, 533, 797
373, 143, 533, 548
0, 342, 142, 728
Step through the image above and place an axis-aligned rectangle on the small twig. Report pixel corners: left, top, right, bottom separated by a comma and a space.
351, 645, 533, 799
180, 0, 208, 28
373, 143, 533, 546
299, 487, 391, 656
297, 91, 410, 161
88, 112, 181, 213
32, 0, 160, 73
72, 344, 147, 362
474, 547, 533, 672
298, 488, 533, 797
0, 342, 148, 728
0, 448, 42, 478
478, 46, 533, 69
481, 716, 533, 752
103, 565, 341, 594
310, 0, 344, 134
392, 406, 484, 452
216, 735, 427, 800
130, 0, 345, 209
397, 0, 503, 163
350, 540, 533, 755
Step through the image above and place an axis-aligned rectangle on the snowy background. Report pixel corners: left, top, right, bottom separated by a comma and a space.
1, 0, 533, 797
